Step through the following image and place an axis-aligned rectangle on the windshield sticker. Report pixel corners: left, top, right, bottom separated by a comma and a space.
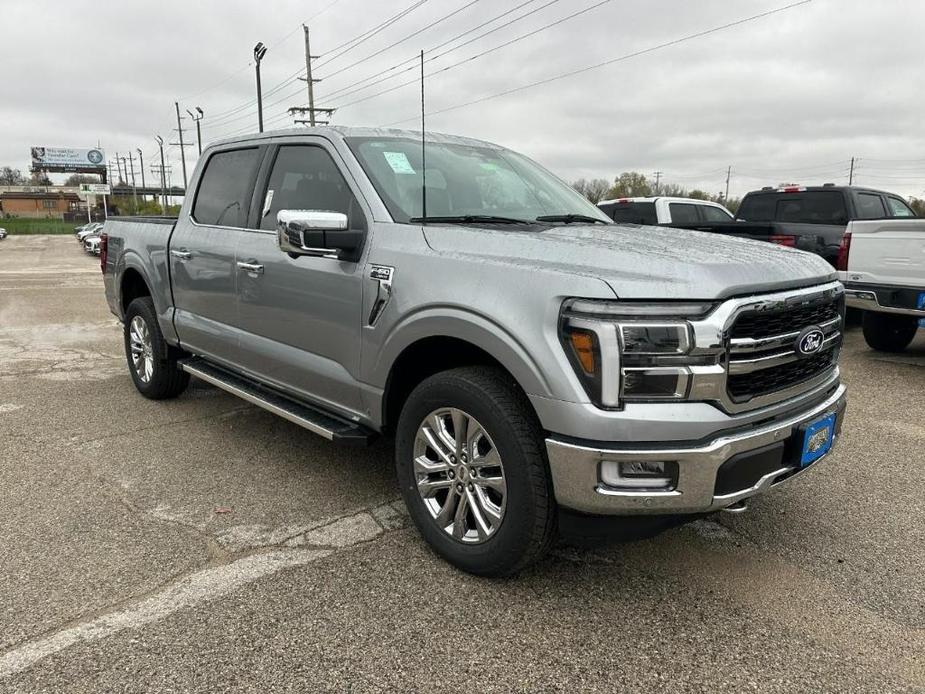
383, 151, 416, 175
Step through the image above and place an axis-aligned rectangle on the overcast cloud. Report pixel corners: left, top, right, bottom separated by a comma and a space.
3, 0, 924, 199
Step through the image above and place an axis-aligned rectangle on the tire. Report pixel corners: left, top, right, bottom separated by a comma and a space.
861, 311, 918, 353
395, 366, 555, 577
123, 296, 190, 399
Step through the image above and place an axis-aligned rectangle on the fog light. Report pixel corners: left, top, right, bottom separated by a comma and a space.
600, 460, 676, 490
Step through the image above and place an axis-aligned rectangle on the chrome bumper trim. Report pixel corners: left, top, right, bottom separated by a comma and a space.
546, 383, 847, 515
845, 289, 925, 317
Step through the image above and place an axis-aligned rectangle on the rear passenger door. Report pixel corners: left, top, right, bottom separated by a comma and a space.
667, 202, 701, 225
170, 146, 263, 366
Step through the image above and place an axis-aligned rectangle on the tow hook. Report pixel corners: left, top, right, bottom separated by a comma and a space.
722, 499, 749, 514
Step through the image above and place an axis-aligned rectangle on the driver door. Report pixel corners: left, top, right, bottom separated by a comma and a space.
233, 140, 369, 417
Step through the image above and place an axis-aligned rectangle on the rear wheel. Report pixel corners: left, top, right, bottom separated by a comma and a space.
395, 367, 555, 577
123, 297, 189, 399
861, 311, 918, 353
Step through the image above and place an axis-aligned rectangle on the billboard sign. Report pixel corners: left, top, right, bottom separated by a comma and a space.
31, 146, 106, 172
79, 183, 111, 195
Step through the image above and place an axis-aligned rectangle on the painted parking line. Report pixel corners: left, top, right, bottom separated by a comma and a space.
0, 511, 389, 679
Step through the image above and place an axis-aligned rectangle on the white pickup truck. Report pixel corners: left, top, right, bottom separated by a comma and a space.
840, 218, 925, 352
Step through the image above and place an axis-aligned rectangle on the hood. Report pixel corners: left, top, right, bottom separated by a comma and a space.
422, 223, 836, 300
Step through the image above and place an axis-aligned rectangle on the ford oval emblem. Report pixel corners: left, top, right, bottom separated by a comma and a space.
796, 326, 825, 357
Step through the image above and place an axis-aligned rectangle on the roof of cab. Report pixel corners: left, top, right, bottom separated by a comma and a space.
597, 196, 729, 207
209, 126, 504, 151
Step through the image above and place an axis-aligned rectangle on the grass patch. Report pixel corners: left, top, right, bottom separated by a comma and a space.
0, 218, 84, 235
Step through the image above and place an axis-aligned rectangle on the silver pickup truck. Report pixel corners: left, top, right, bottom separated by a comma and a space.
101, 126, 847, 576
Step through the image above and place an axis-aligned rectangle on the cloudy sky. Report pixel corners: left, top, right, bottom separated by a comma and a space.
3, 0, 924, 199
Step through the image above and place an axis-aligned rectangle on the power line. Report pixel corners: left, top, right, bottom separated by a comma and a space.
332, 0, 607, 111
381, 0, 813, 126
318, 0, 480, 84
178, 0, 346, 105
320, 0, 541, 102
324, 0, 566, 105
207, 0, 432, 128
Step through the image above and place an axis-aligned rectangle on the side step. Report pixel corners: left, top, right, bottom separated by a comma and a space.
180, 358, 375, 445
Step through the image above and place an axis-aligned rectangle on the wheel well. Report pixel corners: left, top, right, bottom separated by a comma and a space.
383, 336, 526, 433
120, 268, 151, 315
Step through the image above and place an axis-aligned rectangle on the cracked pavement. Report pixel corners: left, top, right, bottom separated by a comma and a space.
0, 235, 923, 692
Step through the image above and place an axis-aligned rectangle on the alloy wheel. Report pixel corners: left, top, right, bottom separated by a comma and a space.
413, 408, 507, 544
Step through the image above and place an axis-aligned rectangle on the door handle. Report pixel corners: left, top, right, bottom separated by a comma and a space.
236, 261, 264, 274
170, 249, 192, 260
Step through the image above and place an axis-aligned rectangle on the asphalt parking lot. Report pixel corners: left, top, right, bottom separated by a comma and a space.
0, 234, 923, 693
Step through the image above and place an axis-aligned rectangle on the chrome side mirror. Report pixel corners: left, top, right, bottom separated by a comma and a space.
277, 209, 356, 259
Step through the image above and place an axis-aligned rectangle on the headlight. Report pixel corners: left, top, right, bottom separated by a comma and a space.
560, 299, 716, 408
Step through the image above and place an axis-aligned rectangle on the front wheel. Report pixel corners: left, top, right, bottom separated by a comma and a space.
395, 367, 555, 577
861, 311, 918, 353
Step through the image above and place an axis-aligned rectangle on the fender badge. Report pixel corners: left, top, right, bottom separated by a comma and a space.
370, 265, 393, 281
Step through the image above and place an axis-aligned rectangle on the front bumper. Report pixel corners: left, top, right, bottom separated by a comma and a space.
546, 383, 847, 515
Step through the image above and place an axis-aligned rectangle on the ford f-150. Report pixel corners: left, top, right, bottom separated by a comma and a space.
101, 127, 848, 576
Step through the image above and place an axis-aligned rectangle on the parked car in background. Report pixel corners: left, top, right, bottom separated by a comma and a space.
77, 223, 104, 242
597, 196, 735, 225
84, 233, 103, 255
0, 227, 7, 240
840, 218, 925, 352
608, 186, 919, 268
101, 126, 846, 576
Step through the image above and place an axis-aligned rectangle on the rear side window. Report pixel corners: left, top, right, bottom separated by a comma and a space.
668, 203, 700, 224
856, 193, 886, 219
886, 196, 915, 217
259, 145, 361, 231
738, 191, 847, 224
700, 205, 733, 222
603, 202, 657, 225
192, 148, 261, 228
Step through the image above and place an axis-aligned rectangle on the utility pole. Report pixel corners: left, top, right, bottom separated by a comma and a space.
254, 42, 268, 132
137, 149, 146, 201
304, 26, 316, 126
114, 153, 123, 183
724, 165, 731, 202
173, 102, 189, 190
155, 135, 168, 213
289, 27, 334, 126
849, 157, 855, 185
186, 107, 204, 155
653, 171, 662, 195
127, 151, 139, 211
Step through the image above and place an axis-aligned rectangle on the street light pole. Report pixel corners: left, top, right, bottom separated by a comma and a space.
187, 107, 204, 155
254, 42, 268, 133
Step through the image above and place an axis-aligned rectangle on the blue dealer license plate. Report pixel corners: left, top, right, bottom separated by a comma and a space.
800, 413, 836, 467
918, 291, 925, 328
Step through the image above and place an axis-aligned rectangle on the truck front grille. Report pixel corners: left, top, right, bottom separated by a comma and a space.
726, 294, 843, 403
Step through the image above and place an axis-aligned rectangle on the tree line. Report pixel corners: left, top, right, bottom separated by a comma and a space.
571, 172, 741, 212
572, 171, 925, 216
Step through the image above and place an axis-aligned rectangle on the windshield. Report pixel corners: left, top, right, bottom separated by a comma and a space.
346, 136, 610, 224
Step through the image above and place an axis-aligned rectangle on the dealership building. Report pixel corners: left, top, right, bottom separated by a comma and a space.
0, 187, 83, 219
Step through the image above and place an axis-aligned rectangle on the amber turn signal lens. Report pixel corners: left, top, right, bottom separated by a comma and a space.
569, 330, 596, 375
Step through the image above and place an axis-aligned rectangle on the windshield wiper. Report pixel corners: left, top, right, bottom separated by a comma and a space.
409, 214, 532, 225
535, 214, 609, 224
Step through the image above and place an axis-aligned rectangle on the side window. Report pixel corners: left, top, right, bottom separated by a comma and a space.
856, 193, 886, 219
700, 205, 732, 222
887, 196, 915, 217
260, 145, 361, 231
192, 148, 260, 228
668, 203, 700, 224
